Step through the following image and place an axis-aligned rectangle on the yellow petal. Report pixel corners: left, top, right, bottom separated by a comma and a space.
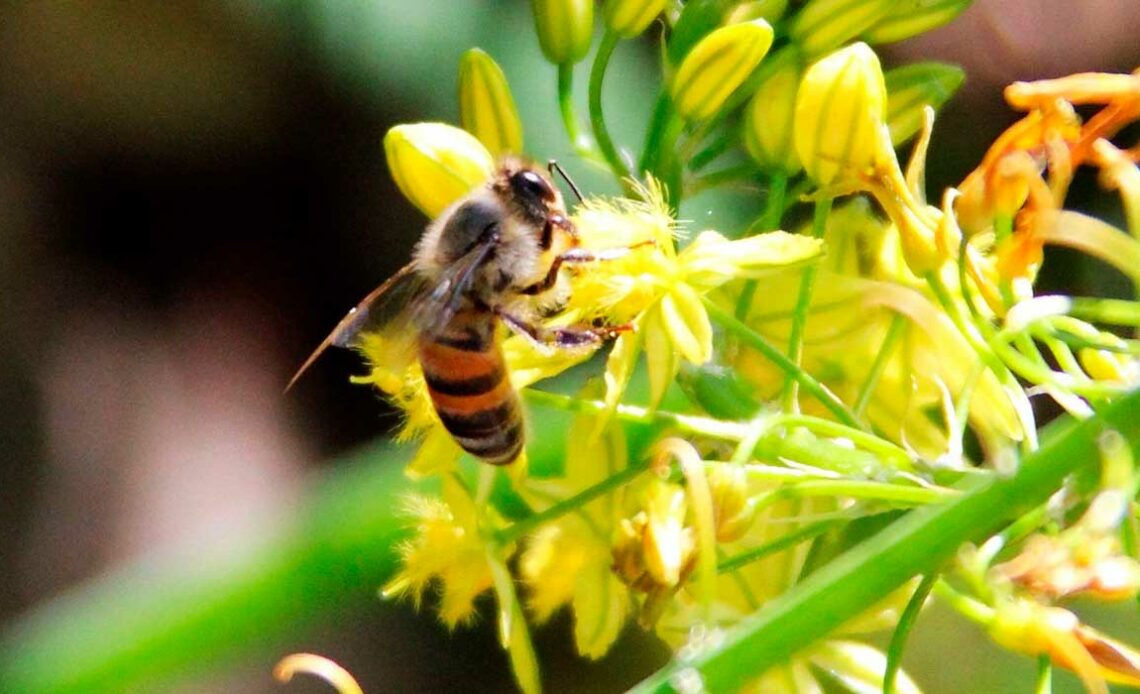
384, 123, 494, 217
660, 285, 713, 364
743, 48, 804, 175
643, 306, 679, 408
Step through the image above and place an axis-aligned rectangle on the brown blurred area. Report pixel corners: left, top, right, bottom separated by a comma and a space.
0, 1, 1137, 692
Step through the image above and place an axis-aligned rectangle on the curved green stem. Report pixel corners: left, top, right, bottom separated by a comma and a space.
782, 195, 833, 413
883, 572, 938, 694
852, 312, 906, 420
702, 298, 862, 429
588, 31, 633, 187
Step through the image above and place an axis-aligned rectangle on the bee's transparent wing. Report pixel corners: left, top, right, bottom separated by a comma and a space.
409, 233, 499, 336
287, 262, 426, 391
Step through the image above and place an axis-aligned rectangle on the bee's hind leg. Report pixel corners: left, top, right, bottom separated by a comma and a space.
495, 308, 631, 349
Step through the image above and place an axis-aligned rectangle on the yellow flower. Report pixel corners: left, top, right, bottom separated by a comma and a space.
383, 122, 494, 217
382, 477, 508, 627
794, 43, 890, 188
602, 0, 668, 39
863, 0, 973, 45
457, 48, 524, 156
670, 19, 774, 122
743, 48, 804, 175
531, 0, 594, 65
518, 397, 631, 659
788, 0, 898, 58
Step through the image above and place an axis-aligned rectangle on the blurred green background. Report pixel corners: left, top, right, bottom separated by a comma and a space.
0, 1, 1138, 691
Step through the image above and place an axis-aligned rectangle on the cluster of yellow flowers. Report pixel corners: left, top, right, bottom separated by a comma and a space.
340, 1, 1140, 692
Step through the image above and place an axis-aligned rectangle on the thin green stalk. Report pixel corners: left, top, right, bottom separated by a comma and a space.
628, 388, 1140, 693
853, 313, 906, 420
686, 162, 762, 197
736, 172, 789, 319
702, 298, 862, 429
763, 479, 956, 507
1069, 297, 1140, 326
588, 31, 632, 187
495, 459, 649, 545
782, 195, 833, 413
688, 127, 735, 172
883, 572, 938, 694
717, 520, 842, 574
1035, 655, 1053, 694
522, 388, 749, 440
771, 414, 913, 469
558, 63, 584, 150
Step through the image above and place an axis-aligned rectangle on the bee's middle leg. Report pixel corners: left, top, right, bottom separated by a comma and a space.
519, 241, 655, 296
495, 308, 631, 349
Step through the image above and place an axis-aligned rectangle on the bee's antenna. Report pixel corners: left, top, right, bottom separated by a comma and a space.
548, 159, 584, 203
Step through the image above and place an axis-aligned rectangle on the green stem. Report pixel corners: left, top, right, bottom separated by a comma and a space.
628, 388, 1140, 693
781, 195, 833, 413
736, 172, 789, 319
883, 572, 938, 694
494, 459, 649, 545
1035, 655, 1053, 694
772, 414, 912, 469
522, 388, 749, 440
702, 298, 862, 429
588, 31, 633, 188
852, 312, 906, 420
688, 128, 735, 172
686, 162, 762, 197
558, 63, 584, 150
717, 520, 841, 574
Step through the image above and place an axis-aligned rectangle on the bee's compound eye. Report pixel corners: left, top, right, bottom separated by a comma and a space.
511, 169, 555, 203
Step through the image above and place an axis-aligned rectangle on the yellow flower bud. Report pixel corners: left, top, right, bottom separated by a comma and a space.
457, 49, 524, 156
726, 0, 789, 25
670, 19, 774, 122
794, 43, 889, 187
643, 481, 691, 586
885, 62, 964, 146
383, 123, 494, 218
602, 0, 668, 39
532, 0, 594, 65
788, 0, 899, 58
1079, 348, 1136, 382
863, 0, 972, 45
743, 48, 804, 174
707, 463, 755, 542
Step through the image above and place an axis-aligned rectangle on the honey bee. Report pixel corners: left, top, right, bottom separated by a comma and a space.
289, 157, 636, 465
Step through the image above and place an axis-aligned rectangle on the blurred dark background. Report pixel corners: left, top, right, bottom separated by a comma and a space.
0, 1, 1137, 692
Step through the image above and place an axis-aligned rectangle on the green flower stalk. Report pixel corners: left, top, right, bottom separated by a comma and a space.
669, 18, 774, 123
458, 48, 524, 156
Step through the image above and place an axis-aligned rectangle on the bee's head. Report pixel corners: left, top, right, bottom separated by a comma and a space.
494, 159, 563, 227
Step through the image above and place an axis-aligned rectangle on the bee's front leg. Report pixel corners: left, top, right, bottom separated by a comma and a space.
519, 241, 655, 296
495, 308, 631, 349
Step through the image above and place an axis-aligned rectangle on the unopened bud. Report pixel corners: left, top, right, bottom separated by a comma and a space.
458, 49, 524, 156
670, 19, 774, 122
863, 0, 972, 45
707, 463, 756, 542
384, 123, 494, 217
532, 0, 595, 65
789, 0, 899, 58
885, 62, 965, 146
603, 0, 668, 39
794, 42, 889, 187
743, 48, 804, 174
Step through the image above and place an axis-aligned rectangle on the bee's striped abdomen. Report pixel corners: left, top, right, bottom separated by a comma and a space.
419, 313, 523, 465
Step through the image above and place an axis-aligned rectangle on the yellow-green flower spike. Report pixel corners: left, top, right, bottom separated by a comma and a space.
727, 0, 790, 25
458, 48, 524, 156
383, 123, 494, 218
794, 42, 889, 187
602, 0, 668, 39
532, 0, 594, 65
884, 61, 965, 146
670, 19, 774, 123
863, 0, 971, 45
789, 0, 900, 58
743, 48, 805, 174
